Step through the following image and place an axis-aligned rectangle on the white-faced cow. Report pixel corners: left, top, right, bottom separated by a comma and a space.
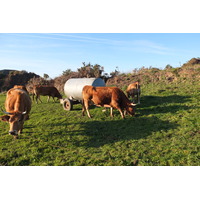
0, 87, 31, 138
33, 85, 62, 104
126, 81, 141, 104
82, 86, 136, 119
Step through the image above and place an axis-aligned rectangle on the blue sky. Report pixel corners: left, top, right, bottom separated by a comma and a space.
0, 33, 200, 78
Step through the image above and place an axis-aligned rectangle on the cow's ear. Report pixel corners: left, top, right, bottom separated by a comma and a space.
0, 115, 10, 122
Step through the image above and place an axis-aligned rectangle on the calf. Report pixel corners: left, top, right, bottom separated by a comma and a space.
126, 81, 141, 104
82, 86, 136, 119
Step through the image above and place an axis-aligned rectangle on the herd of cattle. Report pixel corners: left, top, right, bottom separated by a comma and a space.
0, 81, 140, 138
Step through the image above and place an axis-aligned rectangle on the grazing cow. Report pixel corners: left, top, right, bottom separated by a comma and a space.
82, 86, 136, 119
126, 81, 141, 104
0, 87, 31, 138
33, 85, 62, 103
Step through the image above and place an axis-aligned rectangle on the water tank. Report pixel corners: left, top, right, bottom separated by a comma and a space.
64, 78, 105, 101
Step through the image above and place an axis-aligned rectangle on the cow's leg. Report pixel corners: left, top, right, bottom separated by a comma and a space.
38, 95, 42, 103
116, 107, 125, 119
82, 100, 86, 116
113, 103, 125, 119
82, 99, 90, 117
137, 94, 140, 104
32, 94, 35, 102
110, 107, 114, 117
137, 93, 140, 104
47, 96, 50, 102
119, 109, 125, 119
36, 95, 42, 103
86, 109, 91, 118
124, 110, 127, 116
35, 95, 38, 104
83, 99, 92, 118
132, 95, 135, 103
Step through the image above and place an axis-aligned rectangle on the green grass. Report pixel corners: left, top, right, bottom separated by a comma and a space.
0, 81, 199, 166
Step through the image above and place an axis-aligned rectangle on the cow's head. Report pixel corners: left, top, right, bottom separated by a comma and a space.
126, 103, 137, 116
56, 93, 63, 101
0, 111, 27, 136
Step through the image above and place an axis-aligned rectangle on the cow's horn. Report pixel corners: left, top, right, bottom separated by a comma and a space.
22, 111, 27, 115
1, 108, 13, 115
131, 103, 137, 106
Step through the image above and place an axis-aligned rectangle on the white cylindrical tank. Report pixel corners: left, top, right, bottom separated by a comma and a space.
64, 78, 105, 101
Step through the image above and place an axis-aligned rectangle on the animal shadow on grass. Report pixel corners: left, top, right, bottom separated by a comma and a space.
139, 95, 191, 115
70, 116, 178, 148
141, 95, 191, 107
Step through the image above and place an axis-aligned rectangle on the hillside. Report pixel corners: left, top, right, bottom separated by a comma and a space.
1, 57, 200, 93
0, 70, 40, 92
0, 69, 17, 75
106, 58, 200, 89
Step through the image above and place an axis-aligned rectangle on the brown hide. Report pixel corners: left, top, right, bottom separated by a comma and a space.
126, 81, 141, 104
82, 86, 136, 119
0, 88, 31, 137
33, 85, 62, 103
13, 85, 29, 94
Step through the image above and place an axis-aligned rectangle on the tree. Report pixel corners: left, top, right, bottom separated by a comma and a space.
62, 69, 72, 76
165, 64, 173, 70
93, 64, 104, 78
43, 73, 49, 80
77, 62, 104, 78
110, 66, 120, 77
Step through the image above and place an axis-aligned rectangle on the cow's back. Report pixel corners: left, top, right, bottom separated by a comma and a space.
13, 85, 29, 94
34, 86, 49, 95
34, 86, 61, 96
83, 86, 112, 99
94, 87, 114, 105
82, 86, 128, 106
127, 82, 138, 90
5, 88, 31, 113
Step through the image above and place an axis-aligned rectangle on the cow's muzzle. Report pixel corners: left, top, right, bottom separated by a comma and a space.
9, 130, 18, 136
60, 99, 64, 104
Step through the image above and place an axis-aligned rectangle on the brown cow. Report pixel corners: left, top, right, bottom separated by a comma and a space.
33, 85, 62, 103
0, 87, 31, 138
126, 81, 141, 104
82, 86, 136, 119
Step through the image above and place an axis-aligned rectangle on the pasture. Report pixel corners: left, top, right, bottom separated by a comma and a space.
0, 80, 199, 166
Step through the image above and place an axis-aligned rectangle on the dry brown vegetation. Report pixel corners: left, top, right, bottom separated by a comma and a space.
106, 58, 200, 89
1, 58, 200, 94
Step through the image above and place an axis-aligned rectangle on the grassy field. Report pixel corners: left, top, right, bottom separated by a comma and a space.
0, 80, 199, 166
